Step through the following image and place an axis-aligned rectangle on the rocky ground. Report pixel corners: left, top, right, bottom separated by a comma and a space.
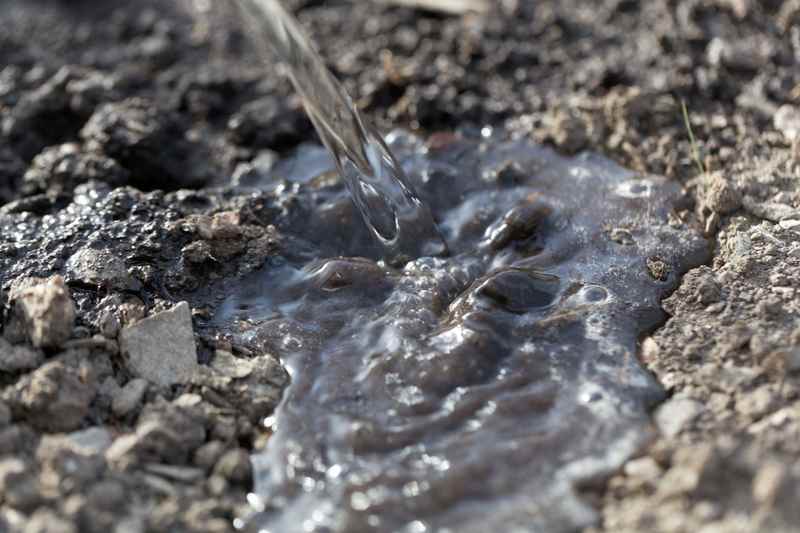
0, 0, 799, 532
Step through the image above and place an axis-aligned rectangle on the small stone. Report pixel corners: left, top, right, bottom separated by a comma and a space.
67, 426, 113, 455
8, 275, 75, 349
211, 350, 254, 379
770, 272, 790, 287
654, 396, 704, 438
774, 104, 800, 142
737, 386, 775, 418
213, 449, 252, 485
107, 400, 207, 466
703, 172, 741, 215
193, 441, 226, 471
119, 302, 198, 387
112, 378, 149, 417
640, 337, 660, 364
98, 311, 121, 339
0, 337, 44, 373
0, 458, 41, 511
756, 296, 783, 319
623, 456, 663, 480
23, 509, 77, 533
2, 361, 95, 432
65, 248, 137, 291
778, 219, 800, 231
194, 351, 287, 425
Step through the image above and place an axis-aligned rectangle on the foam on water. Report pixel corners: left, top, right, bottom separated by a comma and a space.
216, 131, 709, 532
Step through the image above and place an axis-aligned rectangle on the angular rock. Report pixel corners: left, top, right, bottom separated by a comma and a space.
8, 275, 75, 349
65, 248, 137, 291
119, 302, 198, 387
2, 361, 95, 432
192, 350, 288, 423
107, 399, 207, 467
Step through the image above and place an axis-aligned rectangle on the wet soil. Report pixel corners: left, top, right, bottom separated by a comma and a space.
1, 0, 799, 532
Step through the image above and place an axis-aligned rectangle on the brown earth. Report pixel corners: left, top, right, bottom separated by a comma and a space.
1, 0, 799, 532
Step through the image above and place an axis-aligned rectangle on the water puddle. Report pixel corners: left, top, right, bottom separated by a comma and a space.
216, 131, 709, 532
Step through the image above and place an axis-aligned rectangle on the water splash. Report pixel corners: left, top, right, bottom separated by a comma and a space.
216, 131, 711, 532
235, 0, 446, 263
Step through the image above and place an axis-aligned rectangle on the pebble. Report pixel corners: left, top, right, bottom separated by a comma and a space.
212, 449, 252, 485
119, 302, 198, 387
774, 104, 800, 142
23, 509, 77, 533
703, 173, 741, 215
65, 248, 137, 291
2, 361, 95, 432
67, 427, 113, 455
8, 276, 75, 349
623, 456, 663, 480
193, 441, 227, 471
654, 396, 704, 438
0, 458, 41, 510
0, 337, 44, 373
778, 219, 800, 231
112, 378, 149, 417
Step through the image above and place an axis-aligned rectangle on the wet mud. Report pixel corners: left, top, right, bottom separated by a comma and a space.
216, 132, 708, 532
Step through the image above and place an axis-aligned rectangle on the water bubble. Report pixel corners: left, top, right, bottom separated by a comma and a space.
615, 179, 653, 198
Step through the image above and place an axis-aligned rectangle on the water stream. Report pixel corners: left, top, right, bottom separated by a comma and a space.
219, 3, 711, 532
235, 0, 446, 264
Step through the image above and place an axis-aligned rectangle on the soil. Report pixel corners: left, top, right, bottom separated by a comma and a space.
1, 0, 799, 532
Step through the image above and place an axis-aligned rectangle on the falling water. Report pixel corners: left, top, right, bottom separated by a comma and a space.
235, 0, 447, 264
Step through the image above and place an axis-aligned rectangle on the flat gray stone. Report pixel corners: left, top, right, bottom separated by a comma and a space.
67, 426, 113, 455
119, 302, 198, 387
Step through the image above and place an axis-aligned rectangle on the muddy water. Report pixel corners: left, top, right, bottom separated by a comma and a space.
218, 130, 708, 532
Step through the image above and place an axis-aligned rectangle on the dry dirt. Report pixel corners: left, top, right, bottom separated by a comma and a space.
1, 0, 800, 532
